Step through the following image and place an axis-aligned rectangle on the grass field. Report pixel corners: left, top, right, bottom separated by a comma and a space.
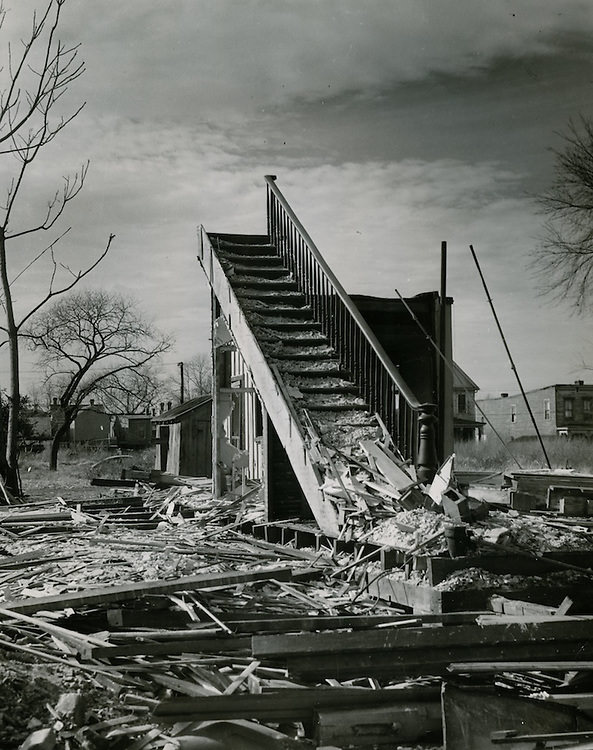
19, 445, 155, 502
455, 435, 593, 474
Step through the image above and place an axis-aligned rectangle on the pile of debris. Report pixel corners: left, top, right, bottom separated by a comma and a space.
5, 453, 593, 749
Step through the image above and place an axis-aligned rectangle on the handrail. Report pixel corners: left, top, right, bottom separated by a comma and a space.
264, 175, 438, 476
265, 176, 422, 409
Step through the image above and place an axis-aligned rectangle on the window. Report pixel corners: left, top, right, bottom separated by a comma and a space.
564, 398, 574, 420
457, 393, 467, 414
543, 399, 551, 421
511, 405, 517, 423
584, 398, 593, 420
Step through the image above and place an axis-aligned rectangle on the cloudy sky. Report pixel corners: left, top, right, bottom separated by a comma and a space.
2, 0, 593, 398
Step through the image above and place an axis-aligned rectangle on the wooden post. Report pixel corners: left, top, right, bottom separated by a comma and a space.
416, 404, 438, 484
211, 293, 221, 497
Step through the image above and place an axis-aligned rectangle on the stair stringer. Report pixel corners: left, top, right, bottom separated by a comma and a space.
198, 227, 341, 536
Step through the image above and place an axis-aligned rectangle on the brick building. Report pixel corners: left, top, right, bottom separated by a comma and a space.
477, 381, 593, 440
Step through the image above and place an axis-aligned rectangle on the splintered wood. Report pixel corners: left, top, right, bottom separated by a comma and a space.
6, 461, 593, 749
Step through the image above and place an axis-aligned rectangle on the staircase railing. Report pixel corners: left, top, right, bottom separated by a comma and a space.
265, 175, 438, 480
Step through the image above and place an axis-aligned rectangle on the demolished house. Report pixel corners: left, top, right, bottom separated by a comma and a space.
4, 177, 593, 750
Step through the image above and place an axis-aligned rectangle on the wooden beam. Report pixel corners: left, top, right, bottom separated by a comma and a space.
252, 617, 593, 659
2, 566, 300, 615
286, 642, 593, 682
153, 686, 440, 723
89, 636, 252, 660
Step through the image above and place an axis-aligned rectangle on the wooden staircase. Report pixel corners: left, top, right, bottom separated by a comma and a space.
214, 233, 380, 451
198, 177, 440, 536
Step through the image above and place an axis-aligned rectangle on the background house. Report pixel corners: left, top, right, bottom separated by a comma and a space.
153, 395, 212, 477
111, 414, 153, 449
477, 381, 593, 440
453, 363, 484, 442
71, 401, 111, 445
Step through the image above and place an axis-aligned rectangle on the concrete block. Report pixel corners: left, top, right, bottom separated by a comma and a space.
54, 692, 86, 727
18, 728, 56, 750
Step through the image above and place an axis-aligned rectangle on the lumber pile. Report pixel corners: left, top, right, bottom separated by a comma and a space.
8, 465, 593, 748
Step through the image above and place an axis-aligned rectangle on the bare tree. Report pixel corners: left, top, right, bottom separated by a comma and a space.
185, 352, 212, 398
0, 0, 113, 494
24, 289, 171, 470
93, 366, 165, 415
534, 116, 593, 309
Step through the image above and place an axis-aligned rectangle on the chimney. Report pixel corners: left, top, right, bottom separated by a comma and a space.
500, 393, 508, 398
159, 402, 164, 414
90, 399, 95, 406
167, 401, 172, 411
575, 380, 585, 386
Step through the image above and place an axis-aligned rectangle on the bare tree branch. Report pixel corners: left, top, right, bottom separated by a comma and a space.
532, 116, 593, 310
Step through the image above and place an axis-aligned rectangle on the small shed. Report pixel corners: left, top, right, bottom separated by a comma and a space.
153, 395, 212, 477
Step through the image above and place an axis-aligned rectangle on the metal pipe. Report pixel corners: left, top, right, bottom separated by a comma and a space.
469, 244, 551, 469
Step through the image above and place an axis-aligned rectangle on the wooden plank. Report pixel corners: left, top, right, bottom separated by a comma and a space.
287, 641, 593, 682
2, 566, 300, 614
89, 636, 252, 660
448, 661, 593, 673
490, 596, 559, 617
254, 616, 593, 660
153, 686, 440, 723
226, 612, 484, 633
359, 440, 415, 491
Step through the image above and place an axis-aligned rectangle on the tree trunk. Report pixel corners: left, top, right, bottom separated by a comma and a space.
0, 230, 21, 495
49, 418, 72, 472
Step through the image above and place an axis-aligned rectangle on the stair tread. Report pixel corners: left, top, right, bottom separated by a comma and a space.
299, 393, 368, 409
229, 265, 287, 275
217, 254, 284, 264
209, 233, 270, 245
232, 277, 296, 289
271, 351, 339, 361
236, 287, 302, 295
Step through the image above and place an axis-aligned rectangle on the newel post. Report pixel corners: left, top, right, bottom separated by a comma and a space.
416, 404, 438, 484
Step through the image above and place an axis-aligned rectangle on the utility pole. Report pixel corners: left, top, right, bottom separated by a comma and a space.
439, 240, 448, 460
178, 362, 185, 404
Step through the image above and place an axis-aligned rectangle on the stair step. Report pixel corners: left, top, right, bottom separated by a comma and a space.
279, 364, 350, 377
211, 233, 270, 245
261, 336, 328, 347
254, 325, 327, 345
236, 289, 307, 304
263, 320, 323, 331
247, 309, 317, 323
218, 253, 284, 266
242, 300, 314, 316
216, 243, 277, 257
231, 277, 297, 291
301, 394, 369, 410
230, 265, 288, 279
211, 234, 276, 257
272, 352, 338, 361
297, 384, 358, 394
